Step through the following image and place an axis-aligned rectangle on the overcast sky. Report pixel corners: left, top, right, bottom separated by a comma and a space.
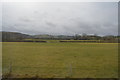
2, 2, 118, 36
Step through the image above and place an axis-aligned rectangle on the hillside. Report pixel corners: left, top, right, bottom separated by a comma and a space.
1, 31, 32, 42
0, 31, 119, 42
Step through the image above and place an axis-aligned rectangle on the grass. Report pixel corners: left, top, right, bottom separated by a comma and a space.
2, 42, 118, 78
23, 39, 102, 43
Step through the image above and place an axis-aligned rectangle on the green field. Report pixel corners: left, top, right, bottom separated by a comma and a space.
2, 42, 118, 78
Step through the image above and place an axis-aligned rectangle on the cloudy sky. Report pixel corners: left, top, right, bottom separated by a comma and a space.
2, 2, 118, 36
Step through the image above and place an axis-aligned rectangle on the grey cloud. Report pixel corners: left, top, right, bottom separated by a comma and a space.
2, 2, 118, 36
46, 21, 56, 28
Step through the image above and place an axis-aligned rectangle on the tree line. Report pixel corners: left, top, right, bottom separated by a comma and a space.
1, 31, 119, 43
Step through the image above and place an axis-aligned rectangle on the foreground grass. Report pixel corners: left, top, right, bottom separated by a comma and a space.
2, 42, 118, 78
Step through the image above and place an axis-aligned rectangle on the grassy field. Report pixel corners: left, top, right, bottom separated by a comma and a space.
2, 42, 118, 78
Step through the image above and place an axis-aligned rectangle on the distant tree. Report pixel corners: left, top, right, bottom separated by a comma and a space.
81, 33, 88, 40
74, 34, 81, 40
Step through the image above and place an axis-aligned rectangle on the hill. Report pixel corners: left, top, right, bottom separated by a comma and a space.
0, 31, 32, 42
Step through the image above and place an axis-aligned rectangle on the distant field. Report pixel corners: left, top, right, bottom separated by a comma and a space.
2, 42, 118, 78
23, 39, 103, 43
